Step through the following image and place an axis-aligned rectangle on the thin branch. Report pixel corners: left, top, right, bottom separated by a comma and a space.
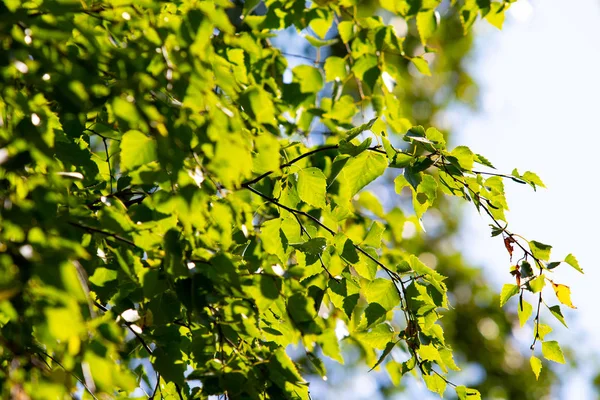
93, 301, 153, 355
291, 212, 335, 279
241, 145, 385, 187
530, 292, 543, 350
242, 145, 339, 186
243, 185, 335, 236
69, 221, 139, 249
149, 372, 161, 400
101, 135, 113, 193
471, 169, 526, 183
244, 185, 403, 291
37, 350, 99, 400
175, 384, 185, 400
279, 52, 325, 64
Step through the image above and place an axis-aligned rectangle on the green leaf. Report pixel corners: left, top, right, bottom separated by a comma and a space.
450, 146, 475, 170
287, 293, 316, 323
362, 221, 385, 248
320, 329, 344, 364
530, 356, 542, 380
536, 323, 553, 340
423, 373, 447, 397
485, 2, 507, 29
518, 299, 533, 327
425, 127, 446, 149
307, 8, 332, 39
355, 323, 395, 350
474, 153, 495, 168
364, 278, 400, 312
120, 130, 157, 171
338, 21, 354, 43
337, 151, 387, 203
564, 253, 583, 273
416, 10, 438, 45
541, 341, 565, 364
293, 65, 323, 93
369, 341, 396, 371
456, 386, 481, 400
390, 152, 414, 168
548, 305, 568, 328
522, 171, 545, 188
499, 284, 519, 307
411, 57, 431, 76
46, 307, 83, 341
529, 240, 552, 261
269, 348, 306, 388
342, 118, 377, 143
520, 260, 533, 278
528, 275, 545, 293
293, 237, 327, 256
386, 361, 403, 386
324, 56, 348, 82
240, 86, 276, 124
304, 35, 338, 48
296, 167, 327, 208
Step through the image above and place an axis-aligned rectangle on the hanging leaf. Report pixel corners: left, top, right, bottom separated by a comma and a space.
551, 283, 576, 309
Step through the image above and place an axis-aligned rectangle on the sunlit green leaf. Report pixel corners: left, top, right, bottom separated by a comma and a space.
541, 341, 565, 364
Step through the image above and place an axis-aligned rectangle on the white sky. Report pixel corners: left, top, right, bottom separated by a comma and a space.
455, 0, 600, 397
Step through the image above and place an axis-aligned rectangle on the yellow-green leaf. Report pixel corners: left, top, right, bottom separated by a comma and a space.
541, 341, 565, 364
530, 355, 542, 380
297, 168, 327, 209
120, 130, 157, 171
518, 299, 533, 327
423, 373, 447, 397
529, 240, 552, 261
499, 284, 519, 307
529, 275, 545, 293
564, 253, 583, 273
551, 283, 576, 309
410, 57, 431, 76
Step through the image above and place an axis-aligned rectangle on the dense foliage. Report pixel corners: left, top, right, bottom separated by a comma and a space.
0, 0, 583, 399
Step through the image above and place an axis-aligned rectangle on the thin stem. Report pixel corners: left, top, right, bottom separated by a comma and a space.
149, 372, 161, 400
291, 213, 335, 279
530, 292, 543, 350
69, 221, 139, 249
38, 350, 99, 400
279, 52, 324, 64
101, 136, 113, 193
93, 302, 153, 355
471, 169, 526, 183
243, 185, 406, 304
241, 145, 385, 187
244, 185, 335, 236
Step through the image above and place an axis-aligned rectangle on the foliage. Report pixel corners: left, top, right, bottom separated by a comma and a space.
0, 0, 581, 399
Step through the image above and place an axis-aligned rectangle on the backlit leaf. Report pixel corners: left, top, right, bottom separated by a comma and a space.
564, 253, 583, 273
297, 168, 327, 208
530, 356, 542, 380
551, 283, 576, 309
541, 341, 565, 364
499, 284, 519, 307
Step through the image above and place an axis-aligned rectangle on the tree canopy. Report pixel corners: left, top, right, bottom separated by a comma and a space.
0, 0, 583, 399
